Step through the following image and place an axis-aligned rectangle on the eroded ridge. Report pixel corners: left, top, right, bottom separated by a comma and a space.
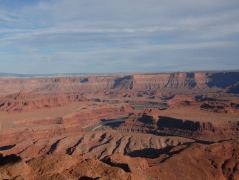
0, 71, 239, 179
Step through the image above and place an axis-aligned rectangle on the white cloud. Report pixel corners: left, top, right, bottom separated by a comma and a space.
0, 0, 239, 73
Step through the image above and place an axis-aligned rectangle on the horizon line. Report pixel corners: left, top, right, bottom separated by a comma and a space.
0, 69, 239, 78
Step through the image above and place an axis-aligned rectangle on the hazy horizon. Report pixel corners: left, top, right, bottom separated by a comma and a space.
0, 0, 239, 74
1, 69, 239, 77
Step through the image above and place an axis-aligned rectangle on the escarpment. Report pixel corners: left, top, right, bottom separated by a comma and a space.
117, 114, 239, 141
0, 71, 239, 179
0, 71, 239, 97
0, 71, 238, 112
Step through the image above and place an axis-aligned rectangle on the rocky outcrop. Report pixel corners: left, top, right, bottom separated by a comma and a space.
1, 140, 239, 180
0, 154, 136, 180
146, 139, 239, 180
117, 114, 239, 141
200, 103, 228, 113
0, 93, 86, 112
157, 116, 201, 131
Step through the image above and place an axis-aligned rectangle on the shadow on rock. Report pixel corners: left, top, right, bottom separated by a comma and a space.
79, 176, 100, 180
0, 154, 21, 166
0, 144, 16, 151
127, 146, 173, 159
102, 156, 131, 172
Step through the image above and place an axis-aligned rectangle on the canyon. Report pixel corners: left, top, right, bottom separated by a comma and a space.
0, 71, 239, 180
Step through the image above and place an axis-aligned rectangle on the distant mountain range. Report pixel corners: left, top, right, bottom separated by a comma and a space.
1, 70, 239, 78
0, 72, 127, 78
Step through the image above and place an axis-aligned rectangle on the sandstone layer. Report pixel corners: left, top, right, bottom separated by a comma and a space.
0, 71, 239, 179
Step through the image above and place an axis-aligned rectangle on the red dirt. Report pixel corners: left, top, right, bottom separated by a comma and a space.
0, 71, 239, 179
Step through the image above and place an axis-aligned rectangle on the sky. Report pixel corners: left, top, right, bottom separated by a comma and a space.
0, 0, 239, 74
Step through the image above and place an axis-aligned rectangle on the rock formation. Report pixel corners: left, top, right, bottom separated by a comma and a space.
0, 71, 239, 179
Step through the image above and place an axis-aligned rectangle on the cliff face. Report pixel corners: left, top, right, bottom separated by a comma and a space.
132, 72, 239, 93
0, 71, 238, 112
132, 73, 197, 91
117, 114, 239, 141
0, 71, 238, 96
207, 72, 239, 88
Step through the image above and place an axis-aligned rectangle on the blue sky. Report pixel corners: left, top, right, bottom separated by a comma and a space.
0, 0, 239, 74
